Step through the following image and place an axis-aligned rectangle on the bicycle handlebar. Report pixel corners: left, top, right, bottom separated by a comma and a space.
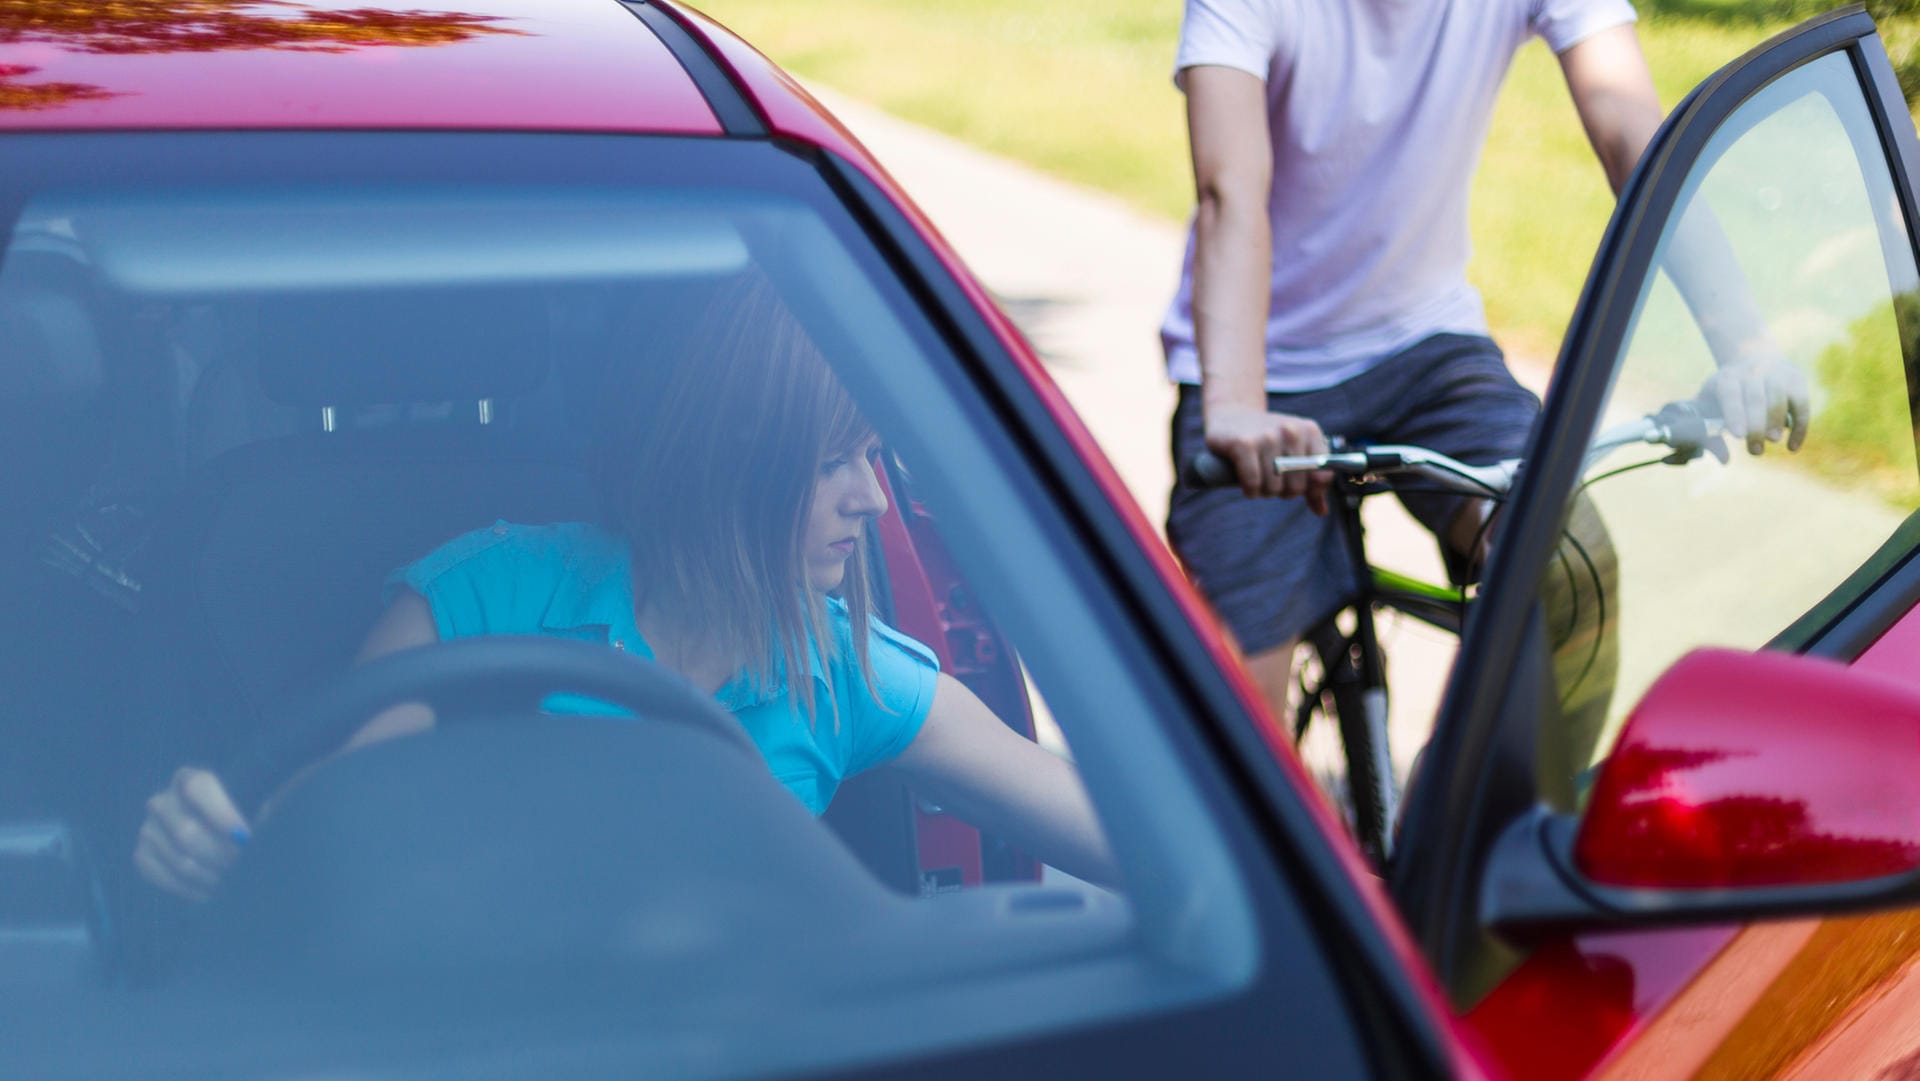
1182, 398, 1727, 498
1182, 443, 1518, 497
1583, 399, 1727, 472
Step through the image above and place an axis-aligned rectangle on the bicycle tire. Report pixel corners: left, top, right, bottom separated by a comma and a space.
1304, 619, 1396, 865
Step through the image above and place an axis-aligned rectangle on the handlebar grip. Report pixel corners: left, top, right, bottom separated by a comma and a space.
1182, 451, 1240, 489
1655, 399, 1714, 447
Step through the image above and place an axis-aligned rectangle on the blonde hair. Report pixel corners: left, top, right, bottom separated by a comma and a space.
595, 272, 878, 721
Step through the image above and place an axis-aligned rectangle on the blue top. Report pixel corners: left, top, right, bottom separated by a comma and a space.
386, 521, 941, 815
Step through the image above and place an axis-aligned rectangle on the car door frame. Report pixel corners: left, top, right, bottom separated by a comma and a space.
1388, 4, 1920, 1003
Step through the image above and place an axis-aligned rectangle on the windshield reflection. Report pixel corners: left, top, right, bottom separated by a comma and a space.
0, 0, 524, 110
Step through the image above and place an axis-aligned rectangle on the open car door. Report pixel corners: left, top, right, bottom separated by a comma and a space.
1392, 8, 1920, 1079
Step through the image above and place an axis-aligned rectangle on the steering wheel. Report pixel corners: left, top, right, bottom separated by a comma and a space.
220, 636, 759, 816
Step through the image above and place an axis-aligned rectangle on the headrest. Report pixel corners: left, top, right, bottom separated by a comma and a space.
255, 289, 549, 407
0, 251, 104, 405
0, 288, 103, 404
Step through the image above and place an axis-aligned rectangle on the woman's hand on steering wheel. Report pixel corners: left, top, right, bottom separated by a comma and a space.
130, 637, 751, 903
134, 766, 250, 902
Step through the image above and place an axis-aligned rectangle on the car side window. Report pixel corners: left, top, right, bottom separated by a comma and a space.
1545, 52, 1920, 794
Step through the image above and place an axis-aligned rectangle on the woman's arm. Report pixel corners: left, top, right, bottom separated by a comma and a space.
887, 674, 1119, 889
341, 588, 440, 748
133, 590, 440, 900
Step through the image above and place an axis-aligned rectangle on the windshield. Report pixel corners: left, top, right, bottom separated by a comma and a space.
0, 133, 1270, 1078
1538, 54, 1920, 800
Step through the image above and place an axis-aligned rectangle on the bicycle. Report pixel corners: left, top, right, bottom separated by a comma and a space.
1184, 399, 1726, 867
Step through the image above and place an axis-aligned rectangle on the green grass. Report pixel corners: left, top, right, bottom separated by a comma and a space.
690, 2, 1909, 361
690, 1, 1190, 219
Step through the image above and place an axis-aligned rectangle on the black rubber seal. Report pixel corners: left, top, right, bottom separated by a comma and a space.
620, 1, 768, 137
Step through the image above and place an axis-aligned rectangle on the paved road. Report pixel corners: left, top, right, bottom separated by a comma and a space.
807, 88, 1187, 526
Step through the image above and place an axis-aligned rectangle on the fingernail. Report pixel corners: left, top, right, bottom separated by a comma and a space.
1768, 427, 1783, 441
231, 826, 251, 846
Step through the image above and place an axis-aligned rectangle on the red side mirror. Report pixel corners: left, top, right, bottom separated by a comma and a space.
1576, 648, 1920, 890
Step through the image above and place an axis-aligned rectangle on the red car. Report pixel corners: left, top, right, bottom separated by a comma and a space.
4, 2, 1920, 1079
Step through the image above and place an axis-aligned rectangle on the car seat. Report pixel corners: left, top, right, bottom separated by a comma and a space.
131, 288, 596, 796
0, 253, 116, 825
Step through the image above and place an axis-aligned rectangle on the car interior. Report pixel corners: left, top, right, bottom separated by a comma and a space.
0, 143, 1288, 1081
0, 204, 1109, 990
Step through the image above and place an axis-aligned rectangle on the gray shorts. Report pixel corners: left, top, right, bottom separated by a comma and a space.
1166, 333, 1541, 655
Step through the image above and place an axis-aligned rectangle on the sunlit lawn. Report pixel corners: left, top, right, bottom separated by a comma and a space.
691, 1, 1191, 215
691, 2, 1821, 359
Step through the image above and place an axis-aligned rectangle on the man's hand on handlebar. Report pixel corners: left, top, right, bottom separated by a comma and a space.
1701, 346, 1811, 457
1204, 405, 1333, 514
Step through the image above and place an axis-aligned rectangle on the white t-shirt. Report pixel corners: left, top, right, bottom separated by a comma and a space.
1161, 0, 1637, 391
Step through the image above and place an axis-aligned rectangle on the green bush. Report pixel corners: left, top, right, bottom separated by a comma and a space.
1808, 293, 1920, 505
1857, 2, 1920, 102
1641, 1, 1920, 103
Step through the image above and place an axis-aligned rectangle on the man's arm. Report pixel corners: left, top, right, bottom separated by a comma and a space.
1185, 64, 1330, 508
1560, 25, 1809, 453
1559, 24, 1664, 194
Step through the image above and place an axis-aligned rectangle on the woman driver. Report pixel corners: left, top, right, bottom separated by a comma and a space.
133, 274, 1116, 900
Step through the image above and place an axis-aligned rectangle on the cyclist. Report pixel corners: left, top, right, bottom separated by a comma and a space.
1164, 0, 1807, 757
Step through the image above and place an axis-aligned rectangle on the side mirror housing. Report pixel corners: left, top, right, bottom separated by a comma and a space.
1484, 648, 1920, 935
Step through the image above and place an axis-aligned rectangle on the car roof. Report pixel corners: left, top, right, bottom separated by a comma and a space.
0, 0, 736, 134
0, 0, 917, 226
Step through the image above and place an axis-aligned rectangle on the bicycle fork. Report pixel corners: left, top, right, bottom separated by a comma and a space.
1330, 483, 1398, 862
